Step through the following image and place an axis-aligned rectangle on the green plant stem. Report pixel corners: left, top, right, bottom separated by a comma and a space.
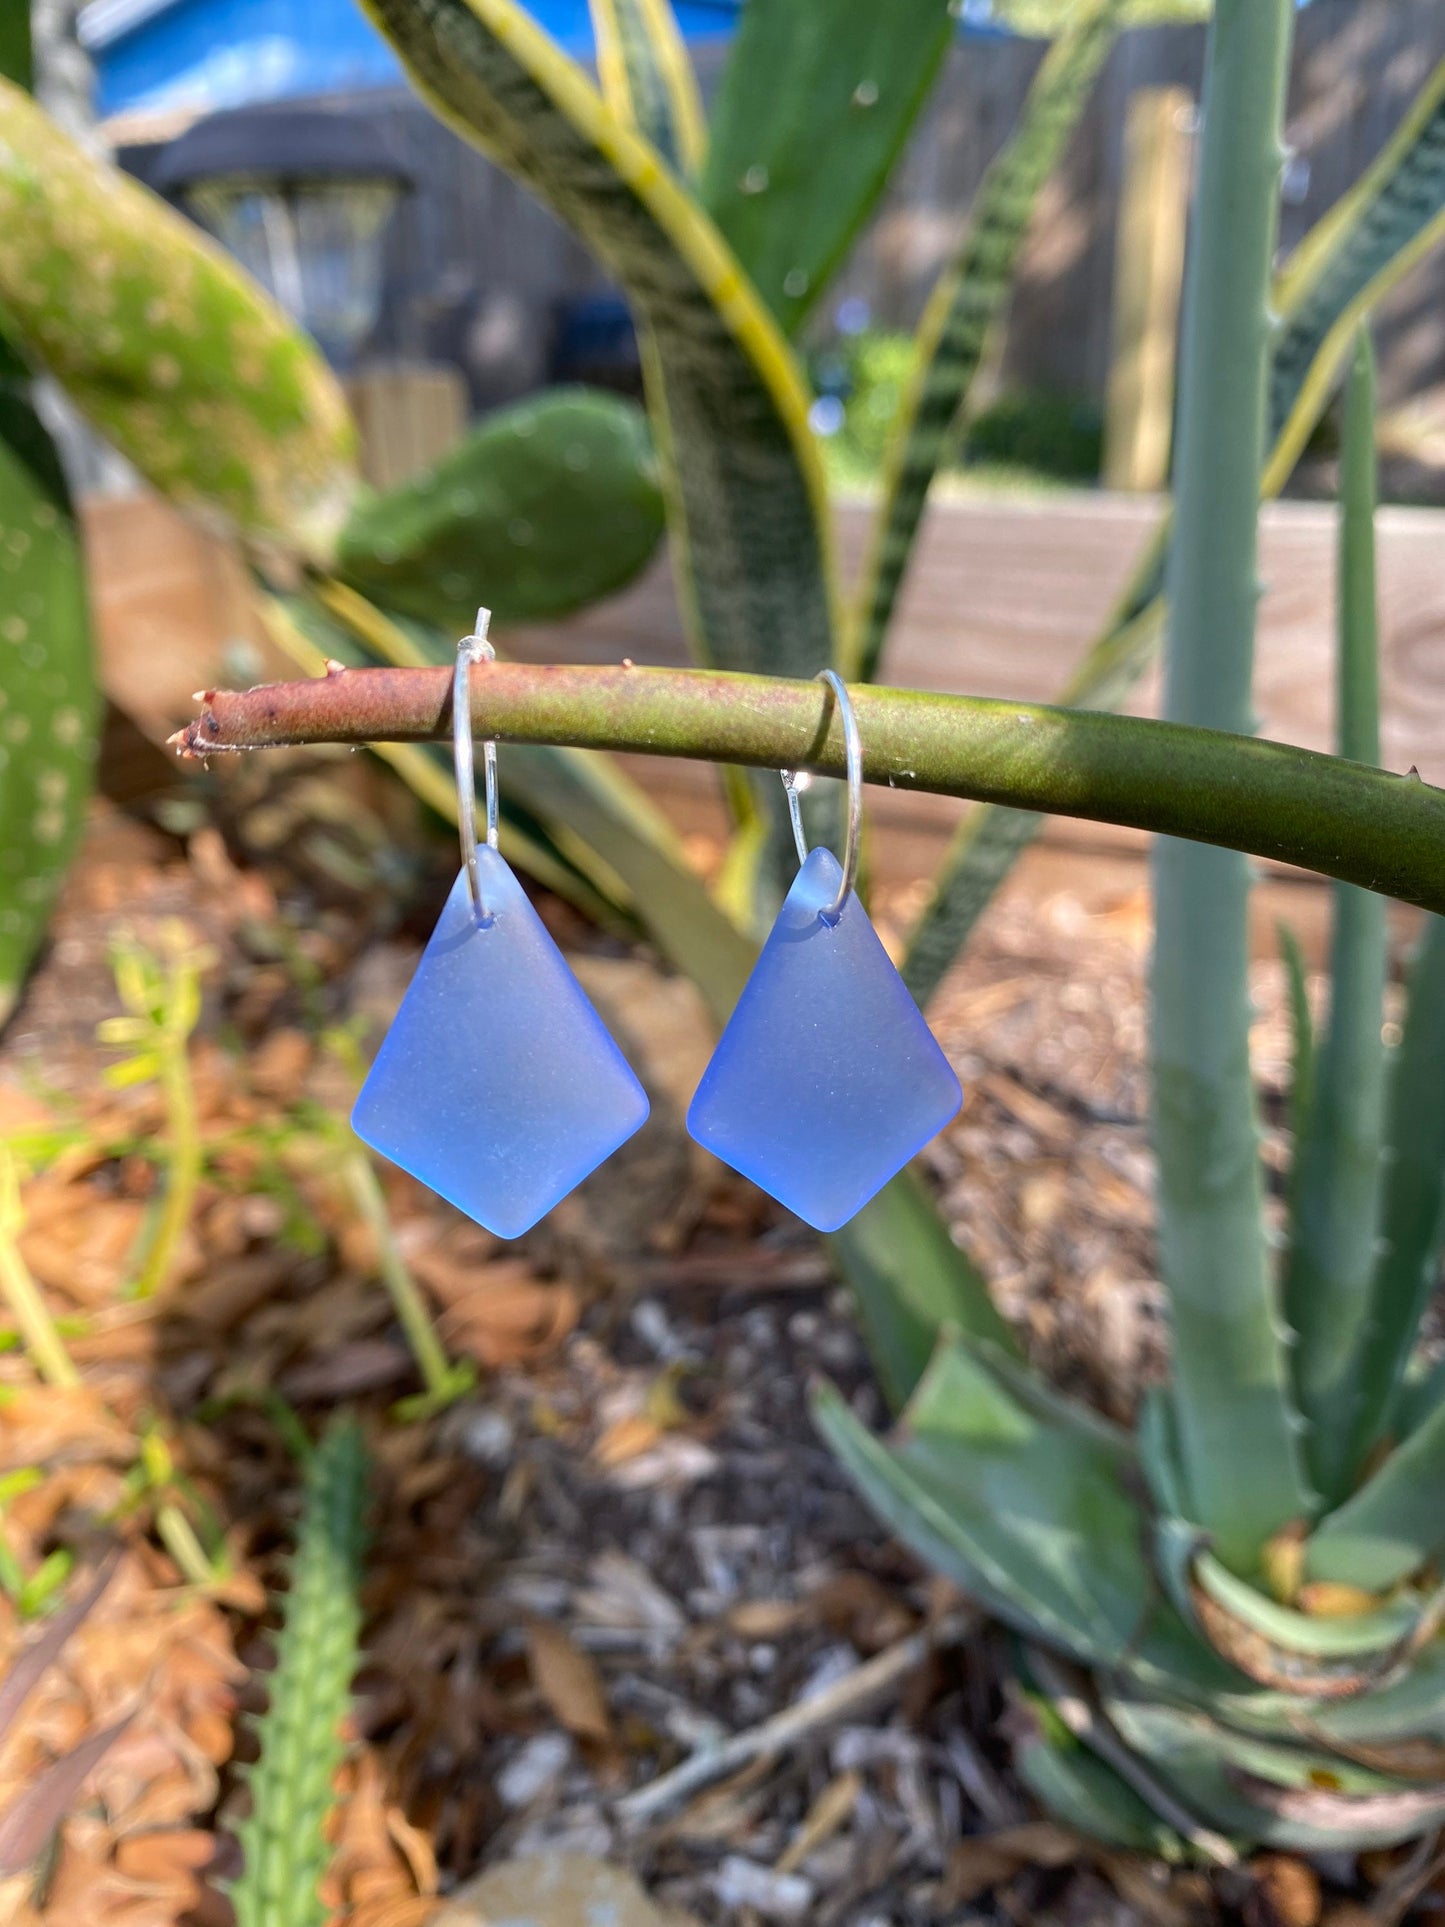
133, 1044, 201, 1299
342, 1146, 464, 1407
155, 1501, 220, 1588
0, 1164, 80, 1390
1150, 0, 1307, 1568
178, 663, 1445, 916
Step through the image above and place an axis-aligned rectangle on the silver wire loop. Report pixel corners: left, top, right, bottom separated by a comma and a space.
454, 608, 498, 921
779, 669, 863, 924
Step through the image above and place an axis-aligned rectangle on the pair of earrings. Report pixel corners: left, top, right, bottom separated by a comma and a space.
352, 621, 962, 1239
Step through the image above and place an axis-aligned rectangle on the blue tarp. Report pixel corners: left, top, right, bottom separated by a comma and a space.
83, 0, 743, 120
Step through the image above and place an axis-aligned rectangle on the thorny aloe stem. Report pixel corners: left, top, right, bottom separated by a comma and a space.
174, 663, 1445, 917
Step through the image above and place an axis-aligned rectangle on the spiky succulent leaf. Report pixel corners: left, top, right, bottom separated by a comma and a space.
0, 81, 356, 557
901, 56, 1445, 1005
1284, 332, 1388, 1504
823, 1171, 1016, 1410
1014, 1713, 1180, 1854
1278, 924, 1314, 1146
1350, 914, 1445, 1460
230, 1417, 368, 1927
850, 0, 1122, 681
1307, 1396, 1445, 1593
1103, 1693, 1445, 1851
335, 387, 664, 633
0, 337, 96, 1029
1150, 0, 1307, 1569
699, 0, 954, 334
355, 0, 837, 896
588, 0, 703, 174
814, 1339, 1163, 1668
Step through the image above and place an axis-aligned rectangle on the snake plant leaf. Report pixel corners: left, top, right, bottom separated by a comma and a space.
813, 1338, 1157, 1667
1284, 333, 1388, 1505
990, 0, 1207, 29
823, 1170, 1017, 1410
356, 0, 836, 901
1307, 1396, 1445, 1594
1267, 58, 1445, 491
698, 0, 954, 335
588, 0, 703, 175
231, 1416, 368, 1927
284, 587, 758, 1025
355, 0, 836, 894
0, 337, 97, 1030
850, 0, 1123, 681
0, 81, 356, 558
901, 55, 1445, 1005
335, 387, 665, 633
1151, 0, 1308, 1570
1350, 914, 1445, 1463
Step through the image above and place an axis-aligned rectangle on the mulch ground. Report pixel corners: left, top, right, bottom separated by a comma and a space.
0, 792, 1419, 1927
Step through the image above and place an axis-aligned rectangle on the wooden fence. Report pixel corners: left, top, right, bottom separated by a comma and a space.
354, 0, 1445, 417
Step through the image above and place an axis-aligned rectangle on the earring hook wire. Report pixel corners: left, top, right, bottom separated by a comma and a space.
779, 668, 862, 924
454, 608, 498, 922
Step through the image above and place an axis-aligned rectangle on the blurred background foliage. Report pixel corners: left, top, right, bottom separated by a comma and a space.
2, 0, 1445, 1899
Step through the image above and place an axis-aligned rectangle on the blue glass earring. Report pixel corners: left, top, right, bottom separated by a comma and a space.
352, 613, 649, 1238
687, 672, 962, 1232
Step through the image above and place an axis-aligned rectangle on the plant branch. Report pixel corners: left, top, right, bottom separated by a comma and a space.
174, 662, 1445, 913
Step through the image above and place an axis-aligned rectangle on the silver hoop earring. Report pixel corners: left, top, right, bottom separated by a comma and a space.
351, 611, 649, 1240
689, 670, 962, 1232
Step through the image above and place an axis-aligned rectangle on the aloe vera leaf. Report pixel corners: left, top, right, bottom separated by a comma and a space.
1014, 1717, 1179, 1855
286, 589, 758, 1024
1283, 333, 1389, 1505
1350, 915, 1445, 1460
901, 58, 1445, 1006
698, 0, 954, 334
336, 387, 663, 632
1277, 923, 1315, 1147
849, 0, 1122, 681
589, 0, 703, 175
1104, 1694, 1445, 1852
1151, 0, 1309, 1569
355, 0, 837, 893
1307, 1394, 1445, 1593
230, 1417, 368, 1927
823, 1169, 1016, 1409
813, 1340, 1158, 1668
0, 81, 356, 558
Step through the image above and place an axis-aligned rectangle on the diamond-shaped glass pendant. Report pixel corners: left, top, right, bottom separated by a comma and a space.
353, 848, 649, 1239
687, 847, 962, 1231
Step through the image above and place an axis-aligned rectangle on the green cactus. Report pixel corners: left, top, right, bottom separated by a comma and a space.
0, 320, 96, 1033
335, 386, 665, 631
230, 1417, 369, 1927
0, 79, 357, 560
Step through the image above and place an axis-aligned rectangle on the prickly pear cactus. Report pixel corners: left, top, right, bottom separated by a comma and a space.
0, 335, 96, 1029
0, 79, 357, 559
335, 386, 665, 631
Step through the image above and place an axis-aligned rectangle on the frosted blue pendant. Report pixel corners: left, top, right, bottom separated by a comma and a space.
687, 848, 962, 1231
353, 848, 649, 1238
